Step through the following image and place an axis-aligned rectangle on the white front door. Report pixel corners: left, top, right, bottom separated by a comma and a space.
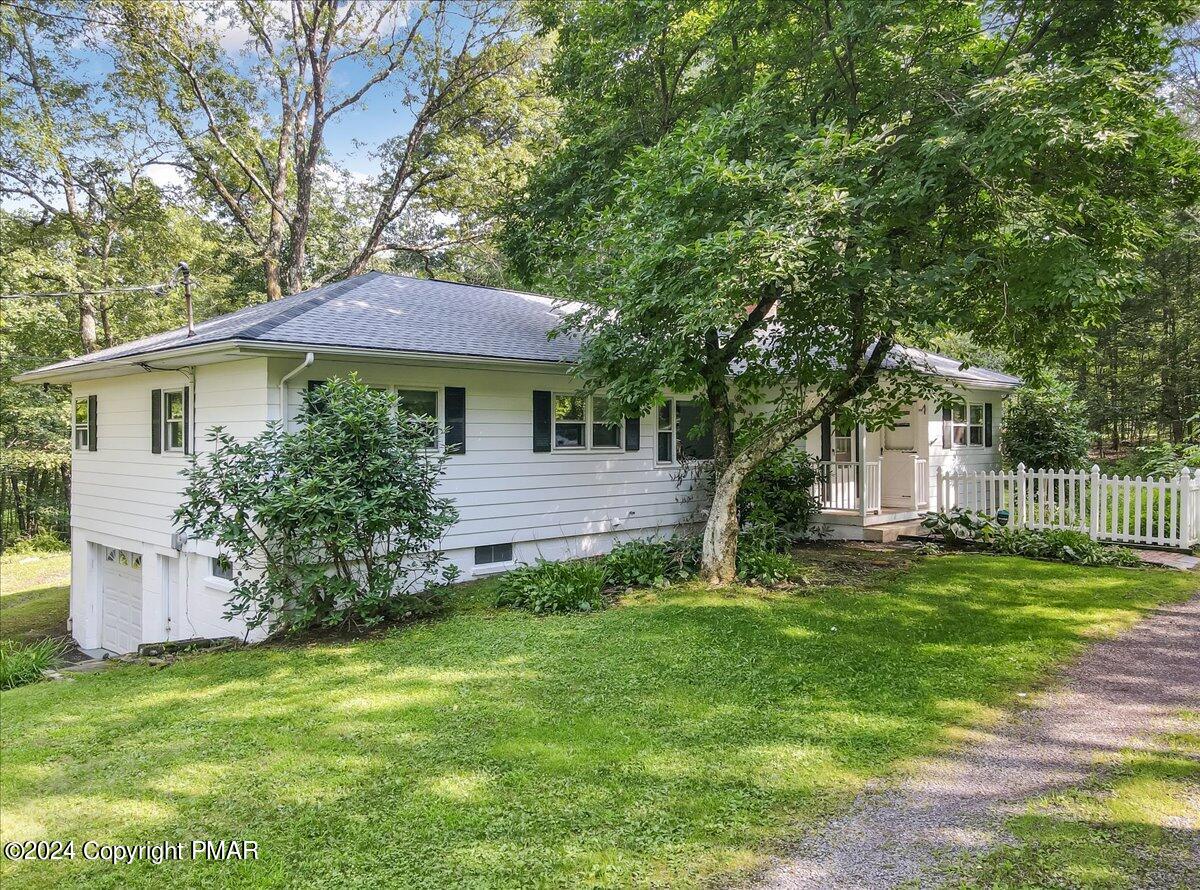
885, 409, 916, 451
881, 451, 917, 508
101, 547, 143, 653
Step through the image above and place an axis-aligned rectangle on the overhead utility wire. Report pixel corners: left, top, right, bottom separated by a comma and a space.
0, 283, 174, 300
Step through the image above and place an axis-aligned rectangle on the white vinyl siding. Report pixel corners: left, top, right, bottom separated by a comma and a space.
926, 389, 1004, 506
273, 357, 702, 552
71, 359, 272, 550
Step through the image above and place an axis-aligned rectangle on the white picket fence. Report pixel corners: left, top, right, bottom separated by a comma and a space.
937, 463, 1200, 550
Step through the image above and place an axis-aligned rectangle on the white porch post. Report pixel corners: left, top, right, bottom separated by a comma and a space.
857, 423, 868, 525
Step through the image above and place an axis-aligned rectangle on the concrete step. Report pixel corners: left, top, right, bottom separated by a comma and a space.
861, 519, 930, 543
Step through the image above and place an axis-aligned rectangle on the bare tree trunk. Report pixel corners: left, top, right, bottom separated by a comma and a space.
79, 294, 98, 353
263, 255, 283, 301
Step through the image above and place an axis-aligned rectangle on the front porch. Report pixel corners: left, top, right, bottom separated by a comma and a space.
809, 422, 933, 540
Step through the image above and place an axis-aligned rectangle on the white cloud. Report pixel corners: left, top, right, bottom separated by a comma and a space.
143, 163, 186, 190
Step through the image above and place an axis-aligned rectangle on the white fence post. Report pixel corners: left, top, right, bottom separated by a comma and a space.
936, 465, 944, 512
1089, 463, 1101, 541
1180, 467, 1192, 549
1016, 462, 1027, 529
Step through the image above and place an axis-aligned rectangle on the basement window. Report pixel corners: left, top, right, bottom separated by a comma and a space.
474, 543, 514, 566
211, 556, 234, 581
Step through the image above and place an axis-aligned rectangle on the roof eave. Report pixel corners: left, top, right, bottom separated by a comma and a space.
12, 340, 257, 384
13, 338, 576, 385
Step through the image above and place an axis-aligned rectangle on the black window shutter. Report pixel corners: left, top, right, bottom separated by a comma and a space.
625, 416, 640, 451
984, 402, 994, 448
87, 394, 97, 451
532, 390, 552, 452
151, 389, 162, 454
942, 405, 952, 449
820, 416, 832, 462
183, 386, 192, 454
444, 386, 466, 454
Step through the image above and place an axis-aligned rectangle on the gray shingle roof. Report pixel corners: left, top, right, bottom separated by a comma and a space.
886, 345, 1021, 388
25, 272, 581, 374
20, 271, 1019, 388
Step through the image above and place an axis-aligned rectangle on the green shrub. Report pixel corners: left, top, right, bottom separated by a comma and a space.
736, 545, 802, 587
1108, 441, 1200, 478
0, 638, 65, 690
176, 375, 460, 634
5, 530, 69, 555
496, 559, 607, 614
1000, 383, 1090, 470
921, 508, 998, 545
664, 534, 703, 575
910, 541, 945, 556
990, 527, 1142, 567
738, 451, 822, 543
605, 540, 684, 588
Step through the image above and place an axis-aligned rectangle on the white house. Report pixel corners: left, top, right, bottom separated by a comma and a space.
15, 272, 1019, 654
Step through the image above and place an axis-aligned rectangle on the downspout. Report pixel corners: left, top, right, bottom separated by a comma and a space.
279, 352, 315, 425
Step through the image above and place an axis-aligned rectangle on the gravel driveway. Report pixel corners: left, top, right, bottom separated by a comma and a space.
755, 590, 1200, 889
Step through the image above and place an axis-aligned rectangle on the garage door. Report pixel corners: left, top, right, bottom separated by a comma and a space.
101, 547, 143, 653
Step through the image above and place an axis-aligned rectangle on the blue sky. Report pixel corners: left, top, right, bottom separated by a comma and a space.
58, 3, 445, 187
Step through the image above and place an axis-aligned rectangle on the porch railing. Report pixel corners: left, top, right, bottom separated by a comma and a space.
913, 458, 929, 509
813, 460, 882, 514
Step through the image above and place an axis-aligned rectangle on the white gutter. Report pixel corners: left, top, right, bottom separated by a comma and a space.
279, 352, 315, 424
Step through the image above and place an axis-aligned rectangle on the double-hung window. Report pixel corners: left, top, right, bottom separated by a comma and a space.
590, 395, 621, 449
553, 393, 622, 451
161, 389, 185, 451
951, 402, 986, 447
396, 388, 439, 449
656, 399, 714, 463
74, 397, 90, 449
657, 402, 675, 463
554, 394, 587, 448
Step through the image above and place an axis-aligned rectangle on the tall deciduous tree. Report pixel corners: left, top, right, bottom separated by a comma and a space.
509, 0, 1200, 581
104, 0, 553, 299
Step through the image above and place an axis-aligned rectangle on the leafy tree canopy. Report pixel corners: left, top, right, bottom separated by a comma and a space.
507, 0, 1200, 580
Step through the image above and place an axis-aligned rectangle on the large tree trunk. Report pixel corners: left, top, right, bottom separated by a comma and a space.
696, 333, 893, 583
700, 456, 755, 583
79, 294, 97, 353
263, 255, 283, 301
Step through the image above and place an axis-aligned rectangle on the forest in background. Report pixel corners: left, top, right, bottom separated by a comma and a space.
2, 2, 1198, 547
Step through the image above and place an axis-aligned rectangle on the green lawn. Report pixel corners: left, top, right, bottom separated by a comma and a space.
0, 554, 1195, 889
952, 711, 1200, 889
0, 550, 70, 644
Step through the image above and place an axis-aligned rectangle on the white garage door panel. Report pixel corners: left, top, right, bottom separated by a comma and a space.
101, 548, 143, 653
